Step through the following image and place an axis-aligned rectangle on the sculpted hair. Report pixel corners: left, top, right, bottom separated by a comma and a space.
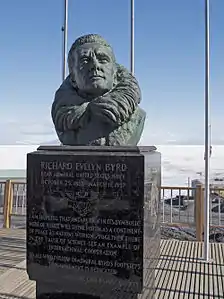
67, 34, 115, 74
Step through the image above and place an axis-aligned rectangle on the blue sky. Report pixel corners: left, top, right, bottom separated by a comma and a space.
1, 0, 224, 145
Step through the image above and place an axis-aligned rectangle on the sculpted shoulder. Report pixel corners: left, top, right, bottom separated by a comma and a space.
53, 76, 86, 107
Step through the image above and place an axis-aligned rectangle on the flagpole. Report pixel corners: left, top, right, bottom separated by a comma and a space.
204, 0, 210, 262
61, 0, 68, 81
130, 0, 135, 75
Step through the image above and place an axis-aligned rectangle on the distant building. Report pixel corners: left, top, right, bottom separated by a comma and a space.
191, 178, 224, 197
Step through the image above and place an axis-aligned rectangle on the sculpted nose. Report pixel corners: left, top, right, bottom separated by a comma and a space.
89, 57, 100, 71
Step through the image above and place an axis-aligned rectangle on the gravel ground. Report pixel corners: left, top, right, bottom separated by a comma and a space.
161, 225, 224, 243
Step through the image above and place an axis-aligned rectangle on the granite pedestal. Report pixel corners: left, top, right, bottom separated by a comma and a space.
26, 146, 161, 299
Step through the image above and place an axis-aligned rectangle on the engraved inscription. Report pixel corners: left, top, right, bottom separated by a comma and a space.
27, 154, 144, 292
40, 161, 127, 189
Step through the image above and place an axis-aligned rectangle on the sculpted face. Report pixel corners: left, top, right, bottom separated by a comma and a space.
71, 43, 117, 97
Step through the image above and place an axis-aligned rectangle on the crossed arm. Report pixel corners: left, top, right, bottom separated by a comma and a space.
51, 65, 141, 134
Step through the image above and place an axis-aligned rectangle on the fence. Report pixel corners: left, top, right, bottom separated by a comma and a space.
1, 180, 224, 240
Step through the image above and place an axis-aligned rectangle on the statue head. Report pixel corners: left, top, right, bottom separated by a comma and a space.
68, 34, 117, 97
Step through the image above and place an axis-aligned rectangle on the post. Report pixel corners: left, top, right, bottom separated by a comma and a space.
62, 0, 68, 81
3, 180, 13, 229
195, 185, 204, 241
187, 177, 190, 188
130, 0, 135, 75
204, 0, 210, 261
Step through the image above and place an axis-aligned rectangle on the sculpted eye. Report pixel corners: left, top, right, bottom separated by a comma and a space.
97, 55, 110, 63
80, 57, 89, 64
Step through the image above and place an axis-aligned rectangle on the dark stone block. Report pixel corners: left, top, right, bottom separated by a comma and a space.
26, 146, 161, 299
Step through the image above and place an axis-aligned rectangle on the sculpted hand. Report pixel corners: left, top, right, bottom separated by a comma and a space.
89, 98, 121, 125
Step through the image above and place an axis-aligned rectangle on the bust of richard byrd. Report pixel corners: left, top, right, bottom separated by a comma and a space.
51, 34, 146, 146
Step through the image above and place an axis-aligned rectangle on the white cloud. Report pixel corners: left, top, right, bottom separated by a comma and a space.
0, 119, 58, 145
139, 123, 179, 145
0, 145, 37, 169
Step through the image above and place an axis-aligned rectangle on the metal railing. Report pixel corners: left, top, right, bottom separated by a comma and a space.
0, 181, 26, 216
161, 185, 224, 228
0, 181, 6, 214
161, 186, 195, 225
11, 182, 26, 215
1, 180, 224, 240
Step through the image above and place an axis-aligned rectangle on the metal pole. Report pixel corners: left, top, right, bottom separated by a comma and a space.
130, 0, 135, 75
203, 0, 210, 262
188, 177, 190, 188
61, 0, 68, 81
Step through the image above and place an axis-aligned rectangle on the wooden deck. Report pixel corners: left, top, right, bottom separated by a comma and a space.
0, 229, 26, 276
156, 240, 224, 298
0, 229, 223, 299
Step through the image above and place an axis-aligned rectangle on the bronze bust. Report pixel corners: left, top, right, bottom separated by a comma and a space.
51, 34, 146, 146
